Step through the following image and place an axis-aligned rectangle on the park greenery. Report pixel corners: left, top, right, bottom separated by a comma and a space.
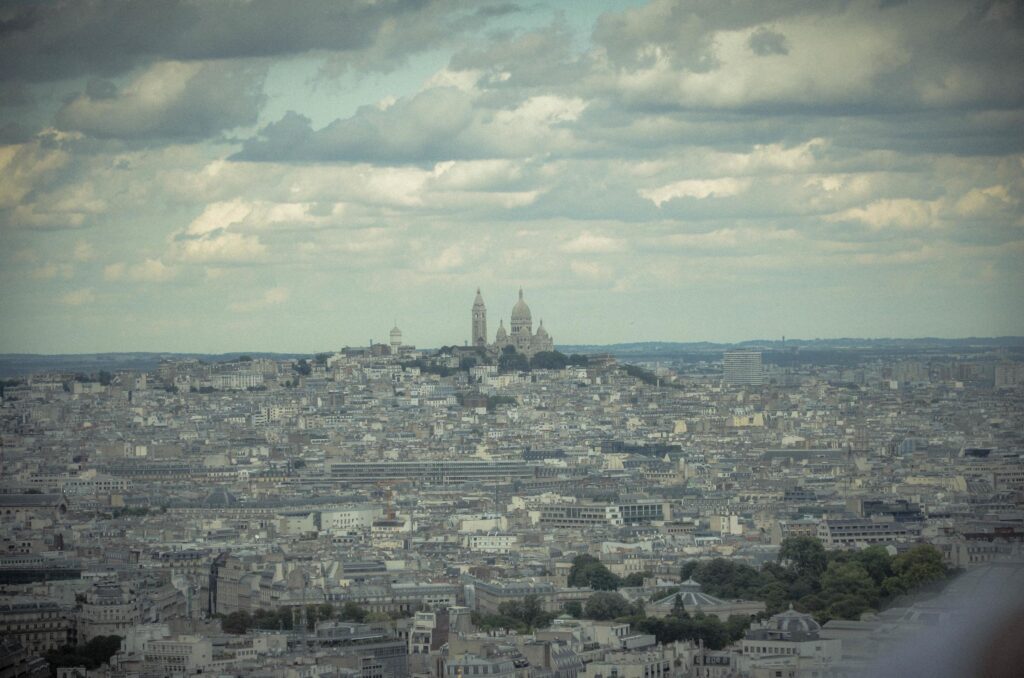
678, 537, 951, 622
566, 540, 950, 623
477, 539, 951, 650
44, 635, 122, 674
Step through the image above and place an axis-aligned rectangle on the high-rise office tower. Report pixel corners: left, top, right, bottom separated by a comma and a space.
724, 350, 764, 386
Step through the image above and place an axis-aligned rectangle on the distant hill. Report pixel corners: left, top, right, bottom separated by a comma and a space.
559, 337, 1024, 366
1, 337, 1021, 377
0, 352, 307, 378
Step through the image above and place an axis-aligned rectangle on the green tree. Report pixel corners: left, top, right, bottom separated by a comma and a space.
497, 595, 553, 630
563, 601, 583, 618
853, 545, 894, 586
892, 544, 947, 591
529, 351, 569, 370
779, 536, 828, 579
825, 594, 872, 621
339, 601, 368, 623
680, 561, 699, 581
583, 592, 634, 620
221, 610, 252, 634
568, 555, 620, 590
498, 349, 529, 373
621, 572, 651, 587
44, 636, 122, 673
725, 615, 752, 642
820, 561, 878, 603
670, 593, 689, 619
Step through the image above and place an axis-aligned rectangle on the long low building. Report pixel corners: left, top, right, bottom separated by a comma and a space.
327, 460, 538, 485
531, 501, 670, 528
817, 518, 918, 549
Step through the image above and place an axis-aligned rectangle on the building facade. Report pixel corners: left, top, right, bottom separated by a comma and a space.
723, 350, 764, 386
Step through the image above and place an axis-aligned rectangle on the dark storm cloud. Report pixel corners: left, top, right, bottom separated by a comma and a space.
0, 0, 496, 83
748, 28, 789, 56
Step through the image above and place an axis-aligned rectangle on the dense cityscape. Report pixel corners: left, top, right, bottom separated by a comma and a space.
1, 290, 1022, 677
3, 0, 1023, 676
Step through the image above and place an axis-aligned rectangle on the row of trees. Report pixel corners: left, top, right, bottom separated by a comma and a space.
472, 596, 558, 634
681, 537, 951, 622
497, 349, 589, 373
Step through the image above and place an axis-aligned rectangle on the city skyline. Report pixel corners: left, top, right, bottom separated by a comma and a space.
2, 0, 1023, 354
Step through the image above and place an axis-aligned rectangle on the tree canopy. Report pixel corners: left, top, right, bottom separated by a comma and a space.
45, 636, 121, 672
568, 554, 621, 590
680, 538, 952, 623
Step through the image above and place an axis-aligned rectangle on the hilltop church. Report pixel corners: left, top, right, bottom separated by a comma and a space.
471, 288, 554, 358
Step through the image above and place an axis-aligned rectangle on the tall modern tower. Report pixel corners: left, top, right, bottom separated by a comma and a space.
471, 289, 487, 347
723, 350, 764, 386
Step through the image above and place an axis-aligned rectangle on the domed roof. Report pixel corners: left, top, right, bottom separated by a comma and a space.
473, 288, 486, 309
536, 320, 549, 337
511, 288, 531, 323
768, 605, 821, 636
390, 324, 402, 338
496, 320, 508, 339
653, 580, 727, 609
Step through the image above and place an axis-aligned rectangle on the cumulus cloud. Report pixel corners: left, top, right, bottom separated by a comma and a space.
828, 198, 941, 230
55, 60, 266, 140
61, 288, 95, 306
32, 263, 74, 280
585, 0, 1024, 114
184, 199, 340, 235
72, 241, 95, 262
103, 258, 177, 282
561, 232, 624, 254
639, 177, 750, 206
234, 86, 586, 164
228, 286, 290, 313
170, 232, 268, 263
954, 185, 1017, 218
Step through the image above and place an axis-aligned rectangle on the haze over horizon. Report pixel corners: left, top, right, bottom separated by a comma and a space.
2, 0, 1022, 354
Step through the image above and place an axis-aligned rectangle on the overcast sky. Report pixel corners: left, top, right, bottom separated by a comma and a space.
1, 0, 1022, 353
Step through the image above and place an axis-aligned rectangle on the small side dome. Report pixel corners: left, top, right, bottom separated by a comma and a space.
496, 320, 508, 340
769, 605, 821, 636
535, 320, 549, 338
